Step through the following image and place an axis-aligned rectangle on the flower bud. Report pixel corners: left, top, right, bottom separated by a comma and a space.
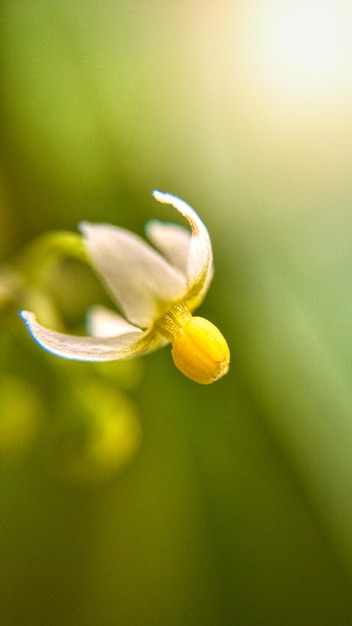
171, 316, 230, 384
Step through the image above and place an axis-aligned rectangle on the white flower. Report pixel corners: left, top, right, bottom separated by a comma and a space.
20, 191, 230, 384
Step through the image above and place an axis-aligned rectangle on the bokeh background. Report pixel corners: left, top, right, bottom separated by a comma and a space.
1, 1, 352, 624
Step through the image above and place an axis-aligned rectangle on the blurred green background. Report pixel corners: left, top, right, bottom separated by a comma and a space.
1, 1, 352, 624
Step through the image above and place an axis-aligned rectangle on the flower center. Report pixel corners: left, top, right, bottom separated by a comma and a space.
155, 303, 192, 342
156, 305, 230, 384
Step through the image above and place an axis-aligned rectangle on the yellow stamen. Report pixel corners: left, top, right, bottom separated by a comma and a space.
156, 308, 230, 384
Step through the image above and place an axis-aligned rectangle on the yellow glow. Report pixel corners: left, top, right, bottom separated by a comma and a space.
241, 0, 352, 107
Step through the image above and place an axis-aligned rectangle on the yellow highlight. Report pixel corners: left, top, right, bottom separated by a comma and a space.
171, 317, 230, 385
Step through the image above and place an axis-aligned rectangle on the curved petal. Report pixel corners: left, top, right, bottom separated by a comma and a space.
146, 221, 191, 276
79, 223, 187, 328
20, 310, 157, 362
86, 305, 141, 338
152, 191, 213, 303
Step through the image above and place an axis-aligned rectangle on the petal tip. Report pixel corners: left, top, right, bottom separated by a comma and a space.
78, 221, 90, 235
19, 310, 35, 324
152, 190, 171, 204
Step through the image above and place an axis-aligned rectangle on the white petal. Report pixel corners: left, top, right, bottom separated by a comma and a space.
20, 310, 156, 362
152, 191, 213, 304
87, 305, 140, 338
146, 221, 191, 276
80, 222, 187, 328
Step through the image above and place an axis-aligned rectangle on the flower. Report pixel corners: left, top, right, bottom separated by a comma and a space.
20, 191, 230, 384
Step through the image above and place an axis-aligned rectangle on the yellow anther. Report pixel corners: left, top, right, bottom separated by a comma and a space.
171, 316, 230, 384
